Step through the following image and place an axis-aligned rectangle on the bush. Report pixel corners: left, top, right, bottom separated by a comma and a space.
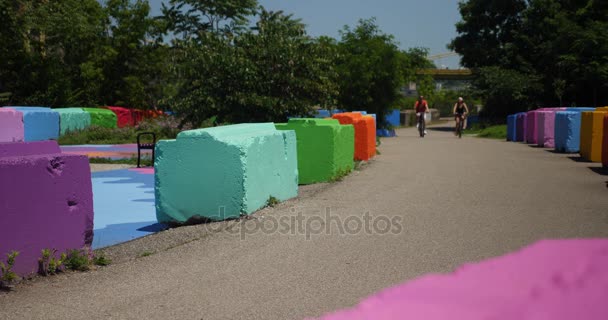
58, 116, 193, 145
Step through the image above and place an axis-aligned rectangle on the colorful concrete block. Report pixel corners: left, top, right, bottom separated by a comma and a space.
0, 140, 60, 157
377, 129, 396, 137
385, 109, 401, 127
506, 114, 517, 141
525, 110, 540, 144
56, 108, 91, 135
603, 115, 608, 168
0, 141, 93, 276
106, 106, 133, 128
515, 112, 527, 142
315, 109, 343, 118
82, 108, 117, 128
537, 110, 557, 148
315, 239, 608, 320
555, 112, 582, 153
0, 108, 24, 142
11, 107, 59, 141
276, 119, 354, 185
332, 112, 376, 161
155, 123, 298, 224
580, 111, 608, 162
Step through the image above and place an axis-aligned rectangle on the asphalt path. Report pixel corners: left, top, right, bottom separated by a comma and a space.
2, 122, 607, 320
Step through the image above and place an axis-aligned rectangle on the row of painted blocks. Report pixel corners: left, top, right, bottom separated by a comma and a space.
506, 107, 608, 166
0, 106, 166, 142
316, 109, 402, 137
155, 113, 376, 225
0, 141, 94, 276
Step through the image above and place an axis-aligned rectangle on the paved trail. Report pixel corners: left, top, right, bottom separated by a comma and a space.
2, 123, 608, 320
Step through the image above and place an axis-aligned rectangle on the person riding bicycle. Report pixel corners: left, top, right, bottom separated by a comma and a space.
414, 95, 429, 135
453, 97, 469, 135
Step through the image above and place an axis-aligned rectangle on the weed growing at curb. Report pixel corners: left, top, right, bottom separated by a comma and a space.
140, 251, 153, 257
266, 196, 280, 208
0, 251, 20, 291
330, 167, 352, 182
64, 248, 92, 272
38, 249, 66, 276
93, 253, 112, 266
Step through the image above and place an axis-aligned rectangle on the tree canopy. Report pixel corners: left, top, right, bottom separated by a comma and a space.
451, 0, 608, 118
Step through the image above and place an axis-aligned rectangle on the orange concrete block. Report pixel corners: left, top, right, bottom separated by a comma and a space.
332, 112, 376, 161
580, 111, 607, 162
603, 115, 608, 168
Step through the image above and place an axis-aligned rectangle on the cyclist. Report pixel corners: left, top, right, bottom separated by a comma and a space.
453, 97, 469, 135
414, 95, 429, 135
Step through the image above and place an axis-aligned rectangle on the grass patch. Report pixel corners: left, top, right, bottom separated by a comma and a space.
465, 124, 507, 140
88, 156, 152, 166
139, 251, 153, 258
266, 196, 280, 208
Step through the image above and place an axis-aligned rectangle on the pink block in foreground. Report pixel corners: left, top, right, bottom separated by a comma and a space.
313, 239, 608, 320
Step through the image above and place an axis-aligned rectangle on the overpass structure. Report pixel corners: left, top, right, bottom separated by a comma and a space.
416, 68, 474, 81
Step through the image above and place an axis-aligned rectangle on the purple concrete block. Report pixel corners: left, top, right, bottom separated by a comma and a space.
0, 144, 93, 276
0, 141, 61, 157
526, 110, 540, 144
537, 110, 557, 148
515, 113, 527, 142
0, 108, 24, 142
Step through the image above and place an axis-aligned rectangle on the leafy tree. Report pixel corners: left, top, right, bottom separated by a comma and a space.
334, 18, 406, 128
169, 8, 338, 126
451, 0, 608, 115
161, 0, 258, 40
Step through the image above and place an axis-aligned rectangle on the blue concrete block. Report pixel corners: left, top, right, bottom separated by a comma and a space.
377, 129, 396, 137
385, 109, 401, 127
555, 111, 582, 153
315, 109, 343, 118
12, 107, 60, 141
507, 115, 517, 141
566, 108, 596, 113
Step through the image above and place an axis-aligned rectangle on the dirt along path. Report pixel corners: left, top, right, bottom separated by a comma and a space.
2, 121, 607, 320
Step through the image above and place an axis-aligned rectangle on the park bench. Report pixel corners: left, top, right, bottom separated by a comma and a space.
137, 132, 156, 168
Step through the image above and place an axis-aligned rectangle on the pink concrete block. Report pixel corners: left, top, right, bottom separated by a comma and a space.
0, 141, 93, 276
537, 111, 557, 148
525, 111, 540, 144
315, 239, 608, 320
0, 108, 24, 142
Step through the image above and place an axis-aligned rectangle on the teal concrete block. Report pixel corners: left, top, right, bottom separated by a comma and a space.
56, 108, 92, 135
155, 123, 298, 224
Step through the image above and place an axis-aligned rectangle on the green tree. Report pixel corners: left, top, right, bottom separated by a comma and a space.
169, 8, 338, 126
334, 18, 406, 128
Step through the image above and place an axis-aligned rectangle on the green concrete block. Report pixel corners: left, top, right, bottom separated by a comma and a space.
155, 123, 298, 224
82, 108, 117, 128
276, 118, 355, 184
56, 108, 92, 135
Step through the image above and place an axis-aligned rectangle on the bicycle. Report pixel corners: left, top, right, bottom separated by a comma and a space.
417, 112, 426, 138
454, 114, 466, 138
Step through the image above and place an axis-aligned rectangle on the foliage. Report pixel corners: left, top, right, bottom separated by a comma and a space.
170, 8, 338, 126
88, 156, 151, 166
472, 67, 540, 119
64, 248, 93, 272
93, 253, 111, 266
451, 0, 608, 116
266, 196, 279, 208
0, 251, 20, 283
38, 249, 66, 276
58, 117, 190, 145
330, 167, 352, 182
334, 18, 410, 129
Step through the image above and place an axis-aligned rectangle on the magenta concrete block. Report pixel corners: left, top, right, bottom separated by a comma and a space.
0, 141, 93, 276
525, 110, 540, 144
314, 239, 608, 320
0, 141, 61, 157
0, 108, 24, 142
515, 113, 526, 142
537, 110, 557, 148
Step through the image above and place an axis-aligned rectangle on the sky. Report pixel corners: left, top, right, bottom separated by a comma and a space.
147, 0, 463, 68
